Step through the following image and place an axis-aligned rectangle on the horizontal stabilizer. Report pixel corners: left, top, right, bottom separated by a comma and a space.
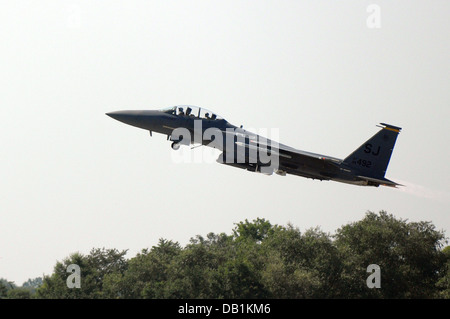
357, 175, 403, 188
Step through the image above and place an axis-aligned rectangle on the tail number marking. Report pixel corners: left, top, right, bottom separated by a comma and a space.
352, 157, 372, 168
364, 143, 380, 156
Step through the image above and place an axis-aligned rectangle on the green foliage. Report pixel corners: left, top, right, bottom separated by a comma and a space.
22, 277, 43, 289
36, 248, 128, 299
233, 218, 278, 242
111, 239, 182, 298
0, 278, 16, 299
0, 281, 8, 299
261, 225, 341, 298
335, 211, 446, 298
29, 212, 449, 299
436, 246, 450, 298
7, 288, 32, 299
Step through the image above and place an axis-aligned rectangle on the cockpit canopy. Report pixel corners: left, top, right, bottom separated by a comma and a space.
161, 105, 224, 121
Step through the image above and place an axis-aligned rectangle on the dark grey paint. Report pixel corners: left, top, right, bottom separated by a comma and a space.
106, 106, 402, 187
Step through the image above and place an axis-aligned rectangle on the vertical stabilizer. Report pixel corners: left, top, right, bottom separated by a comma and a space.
343, 123, 401, 179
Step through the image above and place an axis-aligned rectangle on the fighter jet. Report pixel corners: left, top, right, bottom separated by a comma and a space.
106, 105, 402, 187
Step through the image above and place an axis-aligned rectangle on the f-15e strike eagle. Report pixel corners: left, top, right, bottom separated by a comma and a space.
107, 105, 402, 188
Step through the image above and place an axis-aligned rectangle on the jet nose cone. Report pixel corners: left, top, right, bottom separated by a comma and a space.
106, 110, 142, 124
105, 111, 119, 120
106, 110, 161, 130
106, 110, 136, 121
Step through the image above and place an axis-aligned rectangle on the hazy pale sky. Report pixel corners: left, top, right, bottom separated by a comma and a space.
1, 1, 449, 285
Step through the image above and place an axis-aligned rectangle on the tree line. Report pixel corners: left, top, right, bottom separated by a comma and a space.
2, 211, 450, 298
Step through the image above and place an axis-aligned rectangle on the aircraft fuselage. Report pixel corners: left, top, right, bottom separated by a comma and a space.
106, 106, 402, 188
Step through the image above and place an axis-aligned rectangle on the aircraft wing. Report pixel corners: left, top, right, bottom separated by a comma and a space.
232, 135, 342, 173
278, 146, 342, 166
221, 129, 344, 180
